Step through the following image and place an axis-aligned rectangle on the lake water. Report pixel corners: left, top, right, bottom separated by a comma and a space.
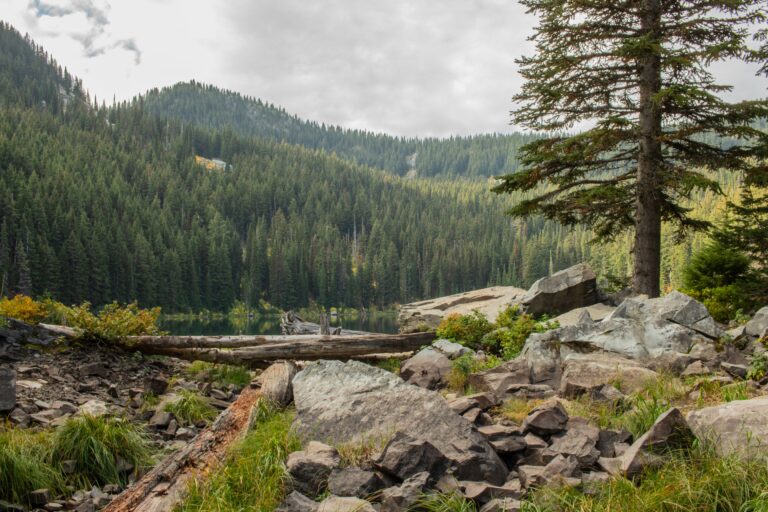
160, 313, 400, 336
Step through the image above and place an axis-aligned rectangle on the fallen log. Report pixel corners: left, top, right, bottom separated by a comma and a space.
104, 385, 262, 512
128, 333, 334, 349
135, 331, 435, 368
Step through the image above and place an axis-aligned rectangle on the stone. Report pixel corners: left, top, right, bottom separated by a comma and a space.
287, 442, 341, 498
374, 431, 449, 481
317, 496, 376, 512
680, 360, 711, 378
559, 354, 658, 397
148, 411, 172, 428
8, 408, 29, 426
519, 455, 578, 488
687, 396, 768, 457
78, 400, 108, 417
259, 362, 297, 406
520, 263, 600, 317
144, 376, 169, 395
292, 360, 507, 484
74, 502, 95, 512
432, 339, 473, 359
81, 363, 108, 378
581, 471, 612, 495
51, 400, 77, 415
546, 426, 600, 468
379, 472, 430, 512
478, 424, 527, 454
745, 307, 768, 338
480, 498, 523, 512
448, 392, 498, 415
175, 427, 195, 441
29, 489, 51, 507
276, 491, 318, 512
44, 503, 64, 511
460, 480, 523, 504
399, 286, 527, 332
107, 384, 119, 398
596, 429, 632, 458
621, 408, 693, 477
0, 368, 16, 412
522, 400, 568, 436
328, 468, 386, 498
399, 348, 453, 390
468, 359, 531, 400
592, 384, 626, 404
720, 362, 748, 380
0, 501, 25, 512
553, 304, 615, 328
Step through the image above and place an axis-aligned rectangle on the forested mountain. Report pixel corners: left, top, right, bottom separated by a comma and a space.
0, 22, 738, 313
140, 82, 541, 179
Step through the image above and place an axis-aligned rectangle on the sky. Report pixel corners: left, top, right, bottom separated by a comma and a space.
2, 0, 766, 138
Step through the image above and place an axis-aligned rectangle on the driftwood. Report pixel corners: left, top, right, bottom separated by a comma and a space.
104, 385, 262, 512
280, 310, 370, 336
135, 332, 435, 368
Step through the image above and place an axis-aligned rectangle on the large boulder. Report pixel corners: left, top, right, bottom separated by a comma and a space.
0, 367, 16, 412
399, 348, 453, 390
559, 354, 658, 397
374, 432, 449, 481
687, 396, 768, 457
745, 307, 768, 338
292, 360, 508, 484
287, 442, 341, 498
398, 286, 527, 332
520, 263, 600, 317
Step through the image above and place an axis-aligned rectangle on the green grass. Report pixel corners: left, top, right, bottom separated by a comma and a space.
176, 400, 300, 512
375, 357, 402, 374
0, 428, 62, 505
521, 443, 768, 512
334, 433, 392, 468
164, 390, 218, 426
415, 492, 478, 511
185, 361, 252, 388
51, 415, 152, 487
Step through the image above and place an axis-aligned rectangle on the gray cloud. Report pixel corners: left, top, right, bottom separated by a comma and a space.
27, 0, 141, 65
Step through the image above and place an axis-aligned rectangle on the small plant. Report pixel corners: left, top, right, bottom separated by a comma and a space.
436, 310, 494, 351
416, 492, 478, 512
376, 357, 402, 374
0, 428, 62, 505
748, 353, 768, 381
499, 398, 546, 424
447, 352, 502, 392
0, 294, 49, 324
335, 433, 392, 468
721, 381, 749, 402
622, 395, 668, 439
52, 415, 151, 487
164, 390, 217, 425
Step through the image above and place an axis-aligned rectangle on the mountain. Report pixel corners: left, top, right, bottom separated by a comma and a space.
140, 82, 541, 179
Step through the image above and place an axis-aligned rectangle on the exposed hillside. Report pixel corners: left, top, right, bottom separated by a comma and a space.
140, 81, 541, 179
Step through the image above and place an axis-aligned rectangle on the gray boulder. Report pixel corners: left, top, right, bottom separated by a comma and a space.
328, 468, 387, 498
379, 472, 430, 512
520, 263, 600, 317
276, 491, 319, 512
374, 431, 449, 481
0, 368, 16, 412
559, 354, 658, 397
746, 307, 768, 338
287, 442, 341, 498
317, 496, 375, 512
399, 348, 453, 390
433, 339, 473, 359
522, 400, 568, 436
620, 408, 692, 477
687, 396, 768, 457
467, 359, 531, 400
461, 480, 524, 504
292, 360, 507, 484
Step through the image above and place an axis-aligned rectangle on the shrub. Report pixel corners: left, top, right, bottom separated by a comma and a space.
494, 305, 559, 360
436, 310, 494, 351
747, 353, 768, 381
177, 400, 300, 511
0, 429, 62, 505
52, 415, 151, 487
164, 390, 217, 426
0, 294, 48, 324
61, 301, 163, 343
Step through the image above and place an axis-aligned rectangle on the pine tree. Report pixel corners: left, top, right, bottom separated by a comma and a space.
15, 242, 32, 296
494, 0, 768, 297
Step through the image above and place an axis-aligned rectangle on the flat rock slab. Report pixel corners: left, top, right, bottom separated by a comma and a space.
687, 396, 768, 457
553, 304, 616, 327
521, 263, 600, 317
292, 360, 508, 484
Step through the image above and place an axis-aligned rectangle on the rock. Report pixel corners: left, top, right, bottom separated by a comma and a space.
379, 472, 430, 512
581, 471, 612, 495
596, 429, 632, 458
317, 496, 375, 512
51, 400, 77, 415
30, 489, 51, 507
478, 424, 527, 454
74, 502, 95, 512
276, 491, 318, 512
546, 423, 600, 468
45, 503, 64, 511
687, 396, 768, 457
0, 368, 16, 412
593, 384, 626, 404
559, 354, 658, 397
448, 393, 498, 415
680, 360, 712, 378
480, 498, 523, 512
81, 363, 109, 378
745, 307, 768, 338
374, 431, 449, 481
720, 362, 748, 380
522, 400, 568, 436
461, 480, 523, 504
399, 348, 453, 390
144, 376, 168, 395
553, 304, 616, 328
328, 468, 386, 498
399, 286, 527, 332
8, 407, 29, 426
175, 427, 195, 441
287, 442, 341, 498
292, 360, 507, 484
257, 362, 296, 407
520, 263, 600, 317
78, 400, 108, 417
0, 501, 25, 512
148, 411, 172, 428
432, 339, 473, 359
519, 455, 578, 488
621, 408, 693, 477
467, 359, 531, 400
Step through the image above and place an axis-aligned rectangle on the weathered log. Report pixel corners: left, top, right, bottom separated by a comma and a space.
256, 361, 298, 407
136, 331, 435, 368
104, 385, 261, 512
280, 310, 369, 336
128, 334, 331, 349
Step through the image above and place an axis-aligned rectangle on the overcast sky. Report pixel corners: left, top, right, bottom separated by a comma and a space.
3, 0, 766, 137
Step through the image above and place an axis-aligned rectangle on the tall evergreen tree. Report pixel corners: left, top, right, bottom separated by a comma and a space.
494, 0, 768, 297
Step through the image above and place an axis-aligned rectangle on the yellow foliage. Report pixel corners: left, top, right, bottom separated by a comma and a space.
60, 301, 162, 343
0, 295, 49, 324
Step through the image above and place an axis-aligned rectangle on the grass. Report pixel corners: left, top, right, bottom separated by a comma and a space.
51, 414, 152, 487
164, 390, 218, 426
185, 361, 252, 388
521, 443, 768, 512
448, 352, 503, 393
498, 397, 547, 424
416, 492, 478, 511
176, 400, 300, 512
375, 357, 402, 374
0, 428, 62, 505
334, 432, 392, 468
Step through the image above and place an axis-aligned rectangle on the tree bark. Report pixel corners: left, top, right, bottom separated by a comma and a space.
633, 0, 663, 298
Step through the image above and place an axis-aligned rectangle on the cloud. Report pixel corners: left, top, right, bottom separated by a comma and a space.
27, 0, 141, 65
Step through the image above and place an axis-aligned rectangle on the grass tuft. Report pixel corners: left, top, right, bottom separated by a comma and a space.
498, 398, 546, 424
176, 400, 300, 512
0, 428, 62, 505
335, 433, 392, 468
51, 415, 151, 487
164, 390, 218, 426
416, 492, 478, 512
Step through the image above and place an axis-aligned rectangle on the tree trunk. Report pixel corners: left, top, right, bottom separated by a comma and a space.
633, 0, 663, 298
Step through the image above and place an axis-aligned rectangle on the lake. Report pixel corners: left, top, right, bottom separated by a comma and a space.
160, 312, 400, 336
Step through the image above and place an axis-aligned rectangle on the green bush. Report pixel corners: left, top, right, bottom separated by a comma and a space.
436, 310, 494, 351
0, 429, 62, 505
52, 415, 151, 487
494, 306, 559, 359
164, 390, 218, 426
